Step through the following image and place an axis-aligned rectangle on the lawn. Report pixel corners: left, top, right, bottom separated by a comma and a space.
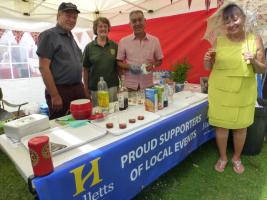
135, 140, 267, 200
1, 139, 267, 200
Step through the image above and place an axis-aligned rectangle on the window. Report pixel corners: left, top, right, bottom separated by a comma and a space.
0, 30, 40, 80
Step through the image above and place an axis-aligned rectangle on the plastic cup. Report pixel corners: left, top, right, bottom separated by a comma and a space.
209, 48, 216, 58
167, 82, 175, 103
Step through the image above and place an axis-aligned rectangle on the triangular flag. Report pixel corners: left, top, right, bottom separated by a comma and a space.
188, 0, 192, 9
205, 0, 211, 11
75, 32, 83, 43
86, 30, 94, 40
217, 0, 224, 8
12, 30, 24, 44
30, 32, 40, 44
0, 29, 5, 40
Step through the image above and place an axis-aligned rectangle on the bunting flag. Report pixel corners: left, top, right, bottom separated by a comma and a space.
12, 30, 24, 44
30, 32, 40, 44
205, 0, 211, 11
217, 0, 224, 7
75, 32, 83, 43
86, 30, 94, 40
0, 29, 5, 40
188, 0, 192, 9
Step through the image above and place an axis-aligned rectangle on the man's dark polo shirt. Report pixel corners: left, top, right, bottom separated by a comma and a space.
83, 39, 119, 91
36, 24, 82, 85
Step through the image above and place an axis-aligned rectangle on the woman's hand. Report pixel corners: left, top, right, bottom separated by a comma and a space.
250, 34, 267, 73
204, 48, 216, 70
243, 49, 266, 73
243, 51, 254, 64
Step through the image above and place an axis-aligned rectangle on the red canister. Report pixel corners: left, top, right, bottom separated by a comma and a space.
28, 136, 54, 176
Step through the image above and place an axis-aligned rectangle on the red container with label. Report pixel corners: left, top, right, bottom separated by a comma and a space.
28, 136, 54, 176
70, 99, 92, 120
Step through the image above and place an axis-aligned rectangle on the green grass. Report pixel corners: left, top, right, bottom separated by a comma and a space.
0, 149, 33, 200
1, 140, 267, 200
135, 140, 267, 200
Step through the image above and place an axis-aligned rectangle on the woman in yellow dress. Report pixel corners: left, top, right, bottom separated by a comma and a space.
204, 3, 266, 174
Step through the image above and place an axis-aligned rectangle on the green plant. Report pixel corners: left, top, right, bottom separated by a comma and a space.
170, 59, 191, 83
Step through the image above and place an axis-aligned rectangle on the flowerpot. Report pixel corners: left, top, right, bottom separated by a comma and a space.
175, 83, 184, 93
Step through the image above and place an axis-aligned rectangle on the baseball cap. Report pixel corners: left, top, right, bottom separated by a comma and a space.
58, 2, 80, 13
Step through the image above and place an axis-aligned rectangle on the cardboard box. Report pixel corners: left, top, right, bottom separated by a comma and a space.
145, 88, 158, 112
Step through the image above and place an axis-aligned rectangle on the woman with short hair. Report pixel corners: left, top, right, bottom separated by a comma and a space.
83, 17, 119, 106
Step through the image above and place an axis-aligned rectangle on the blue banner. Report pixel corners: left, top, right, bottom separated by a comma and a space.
33, 101, 214, 200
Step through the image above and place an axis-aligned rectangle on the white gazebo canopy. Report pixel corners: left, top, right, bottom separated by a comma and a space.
0, 0, 217, 31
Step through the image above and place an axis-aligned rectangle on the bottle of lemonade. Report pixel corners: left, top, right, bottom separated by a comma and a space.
97, 77, 109, 113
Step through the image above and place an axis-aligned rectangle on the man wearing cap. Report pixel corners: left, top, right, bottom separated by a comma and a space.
37, 2, 85, 119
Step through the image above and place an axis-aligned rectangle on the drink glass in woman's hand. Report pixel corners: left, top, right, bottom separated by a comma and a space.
209, 48, 216, 59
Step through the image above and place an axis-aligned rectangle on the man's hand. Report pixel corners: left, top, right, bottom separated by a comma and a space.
129, 64, 142, 74
51, 94, 63, 111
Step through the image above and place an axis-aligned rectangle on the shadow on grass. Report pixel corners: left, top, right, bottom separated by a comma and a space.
134, 140, 267, 200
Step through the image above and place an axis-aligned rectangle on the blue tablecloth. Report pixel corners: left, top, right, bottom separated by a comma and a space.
33, 101, 215, 200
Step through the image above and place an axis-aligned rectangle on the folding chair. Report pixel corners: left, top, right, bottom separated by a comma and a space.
0, 87, 28, 120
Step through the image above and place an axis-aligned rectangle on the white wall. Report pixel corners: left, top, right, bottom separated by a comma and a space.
0, 77, 45, 112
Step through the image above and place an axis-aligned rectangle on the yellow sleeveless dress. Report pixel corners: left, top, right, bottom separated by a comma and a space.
208, 34, 257, 129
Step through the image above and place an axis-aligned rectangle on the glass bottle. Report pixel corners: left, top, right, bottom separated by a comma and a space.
163, 79, 169, 107
97, 77, 109, 113
118, 75, 128, 110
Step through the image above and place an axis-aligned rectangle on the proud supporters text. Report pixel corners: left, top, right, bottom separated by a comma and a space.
120, 114, 201, 181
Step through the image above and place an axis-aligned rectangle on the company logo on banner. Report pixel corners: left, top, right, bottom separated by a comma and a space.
70, 157, 114, 199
